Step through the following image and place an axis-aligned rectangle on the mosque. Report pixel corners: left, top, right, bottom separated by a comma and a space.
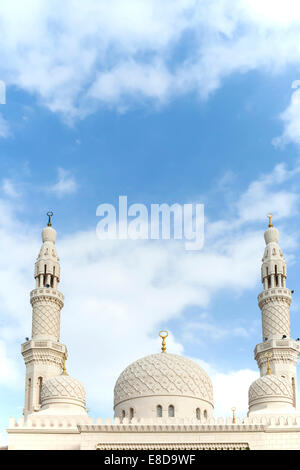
6, 213, 300, 450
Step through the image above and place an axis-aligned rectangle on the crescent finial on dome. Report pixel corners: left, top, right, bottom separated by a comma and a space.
47, 211, 53, 227
159, 330, 168, 353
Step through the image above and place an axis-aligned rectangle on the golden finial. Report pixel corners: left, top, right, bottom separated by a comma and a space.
265, 351, 272, 375
62, 352, 68, 376
47, 211, 53, 227
266, 213, 273, 228
159, 330, 168, 353
231, 406, 236, 424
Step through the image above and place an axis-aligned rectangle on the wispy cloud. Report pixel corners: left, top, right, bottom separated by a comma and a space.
48, 168, 78, 197
1, 1, 300, 119
2, 179, 20, 198
274, 82, 300, 147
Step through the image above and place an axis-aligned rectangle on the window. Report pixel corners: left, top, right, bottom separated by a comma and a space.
203, 410, 207, 419
27, 378, 31, 410
196, 408, 201, 420
157, 405, 162, 417
38, 377, 43, 405
129, 408, 134, 419
168, 405, 174, 417
121, 410, 125, 419
292, 377, 296, 407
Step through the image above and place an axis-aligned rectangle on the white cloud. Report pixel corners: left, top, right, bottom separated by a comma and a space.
0, 340, 21, 388
212, 369, 259, 418
48, 168, 78, 197
274, 83, 300, 147
1, 1, 300, 119
2, 179, 20, 198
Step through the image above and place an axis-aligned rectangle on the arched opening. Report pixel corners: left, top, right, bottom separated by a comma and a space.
157, 405, 162, 417
168, 405, 175, 417
292, 377, 296, 407
27, 378, 31, 410
38, 377, 43, 405
121, 410, 126, 419
196, 408, 201, 420
129, 408, 134, 420
203, 410, 208, 419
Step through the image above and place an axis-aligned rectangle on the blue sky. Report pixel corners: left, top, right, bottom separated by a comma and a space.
1, 0, 300, 444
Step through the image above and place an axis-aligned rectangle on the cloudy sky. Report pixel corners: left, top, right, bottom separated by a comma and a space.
2, 0, 300, 444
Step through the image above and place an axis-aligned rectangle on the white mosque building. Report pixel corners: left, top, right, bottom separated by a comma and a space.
6, 214, 300, 450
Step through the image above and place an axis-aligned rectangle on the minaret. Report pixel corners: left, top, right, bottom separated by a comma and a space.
21, 212, 67, 416
254, 214, 300, 407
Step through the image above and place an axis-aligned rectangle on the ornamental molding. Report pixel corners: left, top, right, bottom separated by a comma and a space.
22, 350, 65, 366
95, 442, 250, 450
31, 295, 64, 309
255, 349, 299, 367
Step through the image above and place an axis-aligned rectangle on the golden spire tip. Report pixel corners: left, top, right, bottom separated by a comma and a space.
266, 213, 273, 228
159, 330, 168, 353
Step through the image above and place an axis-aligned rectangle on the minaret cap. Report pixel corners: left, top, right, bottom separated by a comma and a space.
42, 211, 57, 243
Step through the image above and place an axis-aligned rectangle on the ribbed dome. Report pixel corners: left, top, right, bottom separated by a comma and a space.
249, 375, 293, 412
114, 353, 213, 407
41, 375, 86, 408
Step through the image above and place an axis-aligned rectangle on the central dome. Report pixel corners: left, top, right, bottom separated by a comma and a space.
114, 353, 213, 421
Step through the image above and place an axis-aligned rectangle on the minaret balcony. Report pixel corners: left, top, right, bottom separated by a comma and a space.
30, 287, 64, 302
258, 287, 291, 308
21, 339, 67, 355
254, 338, 300, 357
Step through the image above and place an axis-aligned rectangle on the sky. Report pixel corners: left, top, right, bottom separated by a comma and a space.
2, 0, 300, 445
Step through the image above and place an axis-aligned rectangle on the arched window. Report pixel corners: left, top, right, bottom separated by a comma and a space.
168, 405, 174, 417
203, 410, 207, 419
129, 408, 134, 419
196, 408, 201, 420
292, 377, 296, 407
27, 378, 31, 410
121, 410, 126, 419
38, 377, 43, 405
157, 405, 162, 417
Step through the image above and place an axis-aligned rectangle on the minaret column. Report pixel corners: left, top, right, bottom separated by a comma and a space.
22, 213, 67, 416
254, 215, 300, 407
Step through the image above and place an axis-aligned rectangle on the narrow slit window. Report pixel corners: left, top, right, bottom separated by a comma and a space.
168, 405, 174, 417
157, 405, 162, 417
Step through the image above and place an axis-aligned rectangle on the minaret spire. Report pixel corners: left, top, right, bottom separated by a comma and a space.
254, 215, 300, 407
21, 214, 67, 416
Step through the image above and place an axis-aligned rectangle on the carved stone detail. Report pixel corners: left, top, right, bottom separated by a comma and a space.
31, 298, 62, 340
261, 298, 290, 338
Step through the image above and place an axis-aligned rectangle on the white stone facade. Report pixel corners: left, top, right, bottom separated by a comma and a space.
6, 216, 300, 450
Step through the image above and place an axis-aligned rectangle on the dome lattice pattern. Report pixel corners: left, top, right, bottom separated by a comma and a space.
249, 375, 292, 402
41, 375, 86, 404
114, 353, 213, 406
